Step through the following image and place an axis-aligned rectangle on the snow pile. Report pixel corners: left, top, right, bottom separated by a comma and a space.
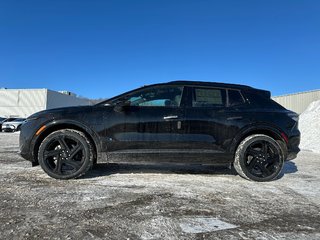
299, 100, 320, 154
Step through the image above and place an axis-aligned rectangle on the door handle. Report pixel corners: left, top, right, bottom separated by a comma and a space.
163, 115, 178, 120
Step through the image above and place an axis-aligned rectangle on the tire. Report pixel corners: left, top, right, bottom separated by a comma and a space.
38, 129, 94, 179
234, 134, 284, 182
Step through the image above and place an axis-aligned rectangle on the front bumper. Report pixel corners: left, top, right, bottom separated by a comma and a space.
2, 124, 16, 132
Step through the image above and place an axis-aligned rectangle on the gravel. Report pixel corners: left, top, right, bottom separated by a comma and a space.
0, 132, 319, 240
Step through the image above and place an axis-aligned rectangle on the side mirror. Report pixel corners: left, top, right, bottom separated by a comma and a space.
114, 101, 131, 112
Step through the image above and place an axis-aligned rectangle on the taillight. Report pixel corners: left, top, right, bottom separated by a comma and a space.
281, 132, 289, 144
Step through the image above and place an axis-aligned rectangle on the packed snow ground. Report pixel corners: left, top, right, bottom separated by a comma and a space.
299, 100, 320, 154
0, 133, 319, 240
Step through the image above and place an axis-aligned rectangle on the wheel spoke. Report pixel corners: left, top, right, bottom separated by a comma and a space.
247, 158, 258, 170
58, 137, 70, 151
266, 156, 278, 164
44, 149, 60, 158
68, 144, 83, 159
262, 142, 268, 155
247, 148, 261, 156
62, 159, 82, 170
259, 164, 272, 177
54, 156, 63, 174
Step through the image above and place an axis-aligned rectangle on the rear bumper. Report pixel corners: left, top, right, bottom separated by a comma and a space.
286, 131, 300, 161
287, 147, 300, 161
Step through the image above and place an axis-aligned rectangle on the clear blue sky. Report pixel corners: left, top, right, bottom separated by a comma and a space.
1, 0, 319, 99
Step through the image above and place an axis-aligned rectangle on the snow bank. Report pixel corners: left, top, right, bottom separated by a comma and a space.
299, 100, 320, 154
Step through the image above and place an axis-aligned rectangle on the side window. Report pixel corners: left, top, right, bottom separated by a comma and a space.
192, 88, 226, 107
126, 86, 184, 107
228, 90, 245, 107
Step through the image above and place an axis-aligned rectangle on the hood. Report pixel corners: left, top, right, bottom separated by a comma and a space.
27, 105, 94, 119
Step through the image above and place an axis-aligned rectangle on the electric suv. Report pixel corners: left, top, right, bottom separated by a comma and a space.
19, 81, 300, 181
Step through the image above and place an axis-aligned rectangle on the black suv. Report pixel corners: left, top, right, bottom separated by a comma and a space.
20, 81, 300, 181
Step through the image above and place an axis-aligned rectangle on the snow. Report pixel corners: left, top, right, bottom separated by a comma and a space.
179, 217, 238, 233
299, 100, 320, 154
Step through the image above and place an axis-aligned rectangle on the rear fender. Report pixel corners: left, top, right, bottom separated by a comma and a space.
230, 124, 288, 158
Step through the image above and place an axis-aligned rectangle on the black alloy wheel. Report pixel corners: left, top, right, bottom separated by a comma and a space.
38, 129, 94, 179
234, 134, 284, 181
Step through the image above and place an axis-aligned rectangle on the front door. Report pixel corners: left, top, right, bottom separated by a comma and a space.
104, 85, 188, 153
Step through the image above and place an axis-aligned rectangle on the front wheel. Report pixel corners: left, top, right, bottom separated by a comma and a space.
38, 129, 94, 179
234, 134, 284, 182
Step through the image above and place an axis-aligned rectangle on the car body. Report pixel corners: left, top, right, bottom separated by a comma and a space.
19, 81, 300, 181
2, 118, 26, 132
1, 117, 18, 131
0, 117, 6, 128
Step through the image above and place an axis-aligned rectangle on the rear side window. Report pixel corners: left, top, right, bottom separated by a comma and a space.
244, 91, 285, 109
228, 90, 245, 107
192, 88, 226, 107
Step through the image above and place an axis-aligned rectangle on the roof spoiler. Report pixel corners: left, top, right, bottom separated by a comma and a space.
244, 89, 271, 99
258, 90, 271, 99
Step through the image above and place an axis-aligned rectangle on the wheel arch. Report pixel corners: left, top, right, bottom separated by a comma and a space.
230, 125, 288, 159
32, 120, 101, 165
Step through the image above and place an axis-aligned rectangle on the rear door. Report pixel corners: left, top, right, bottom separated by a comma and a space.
184, 87, 251, 163
183, 86, 238, 162
184, 86, 227, 150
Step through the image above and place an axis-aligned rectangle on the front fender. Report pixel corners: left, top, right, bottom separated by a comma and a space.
31, 119, 102, 161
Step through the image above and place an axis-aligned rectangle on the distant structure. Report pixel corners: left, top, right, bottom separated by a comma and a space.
0, 89, 91, 118
272, 89, 320, 114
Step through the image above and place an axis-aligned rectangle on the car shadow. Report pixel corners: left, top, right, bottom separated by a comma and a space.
277, 161, 298, 179
82, 161, 298, 180
282, 161, 298, 174
82, 163, 237, 179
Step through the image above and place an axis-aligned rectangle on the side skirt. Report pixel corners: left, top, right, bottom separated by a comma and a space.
99, 149, 233, 164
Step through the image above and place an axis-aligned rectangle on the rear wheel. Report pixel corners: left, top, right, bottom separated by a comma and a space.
38, 129, 94, 179
234, 134, 284, 182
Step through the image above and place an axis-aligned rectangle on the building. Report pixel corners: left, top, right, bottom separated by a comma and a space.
272, 89, 320, 114
0, 89, 91, 118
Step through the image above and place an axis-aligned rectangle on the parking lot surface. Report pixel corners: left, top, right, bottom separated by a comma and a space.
0, 132, 319, 240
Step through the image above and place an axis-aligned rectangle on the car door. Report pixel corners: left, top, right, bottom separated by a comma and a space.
183, 86, 235, 162
103, 85, 188, 153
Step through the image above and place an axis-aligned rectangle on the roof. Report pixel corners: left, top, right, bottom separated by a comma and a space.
167, 80, 253, 89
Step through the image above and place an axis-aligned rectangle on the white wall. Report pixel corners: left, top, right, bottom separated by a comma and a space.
273, 90, 320, 114
0, 89, 91, 118
46, 90, 90, 109
0, 89, 46, 117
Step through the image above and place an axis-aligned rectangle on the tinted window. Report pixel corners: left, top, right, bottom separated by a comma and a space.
4, 118, 16, 122
244, 91, 285, 109
113, 86, 184, 107
228, 90, 245, 106
192, 88, 226, 107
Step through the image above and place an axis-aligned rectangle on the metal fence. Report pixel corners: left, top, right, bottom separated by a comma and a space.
272, 90, 320, 114
0, 89, 90, 118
